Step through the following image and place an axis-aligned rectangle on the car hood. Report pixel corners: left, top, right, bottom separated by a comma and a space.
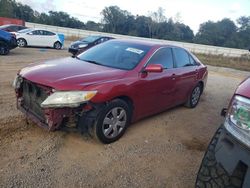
19, 57, 127, 90
236, 77, 250, 99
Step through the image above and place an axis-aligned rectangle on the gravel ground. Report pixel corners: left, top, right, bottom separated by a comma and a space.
0, 46, 249, 188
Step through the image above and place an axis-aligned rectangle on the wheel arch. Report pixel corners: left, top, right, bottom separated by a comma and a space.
17, 38, 27, 46
198, 81, 204, 94
55, 40, 61, 43
109, 95, 135, 122
115, 95, 134, 111
54, 41, 62, 45
54, 41, 62, 49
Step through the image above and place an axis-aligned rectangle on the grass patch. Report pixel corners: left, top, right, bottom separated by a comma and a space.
195, 53, 250, 72
66, 35, 82, 41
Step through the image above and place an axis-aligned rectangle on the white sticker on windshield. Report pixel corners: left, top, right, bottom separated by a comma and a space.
126, 48, 144, 54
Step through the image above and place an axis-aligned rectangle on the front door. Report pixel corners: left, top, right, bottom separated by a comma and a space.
136, 48, 177, 118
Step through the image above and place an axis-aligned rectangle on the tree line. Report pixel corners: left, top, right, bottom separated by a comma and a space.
0, 0, 249, 49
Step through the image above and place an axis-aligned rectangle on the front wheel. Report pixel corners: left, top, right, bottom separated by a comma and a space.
17, 38, 27, 47
196, 128, 245, 187
54, 41, 62, 50
91, 99, 131, 144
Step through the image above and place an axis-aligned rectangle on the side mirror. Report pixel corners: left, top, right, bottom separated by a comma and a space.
221, 108, 227, 117
69, 48, 79, 56
144, 64, 163, 73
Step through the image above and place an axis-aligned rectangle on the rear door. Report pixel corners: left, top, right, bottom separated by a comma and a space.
137, 47, 177, 117
42, 30, 57, 47
172, 47, 199, 104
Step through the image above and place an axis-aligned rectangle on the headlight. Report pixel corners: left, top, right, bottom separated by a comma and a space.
13, 75, 23, 89
41, 90, 97, 108
78, 44, 88, 48
225, 95, 250, 146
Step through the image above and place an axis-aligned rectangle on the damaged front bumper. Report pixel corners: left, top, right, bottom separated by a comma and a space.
17, 101, 71, 131
17, 98, 97, 133
15, 78, 97, 132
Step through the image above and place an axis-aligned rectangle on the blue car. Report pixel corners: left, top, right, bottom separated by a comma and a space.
0, 29, 17, 55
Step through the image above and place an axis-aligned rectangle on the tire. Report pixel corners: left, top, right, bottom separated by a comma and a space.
0, 42, 9, 55
195, 127, 245, 188
17, 38, 27, 47
54, 41, 62, 50
185, 83, 202, 108
91, 99, 132, 144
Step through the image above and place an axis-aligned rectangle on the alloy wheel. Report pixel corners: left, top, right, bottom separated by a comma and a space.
54, 42, 61, 49
17, 39, 25, 47
191, 86, 201, 106
102, 107, 127, 139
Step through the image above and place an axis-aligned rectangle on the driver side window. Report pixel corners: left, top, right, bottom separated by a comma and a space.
147, 48, 174, 69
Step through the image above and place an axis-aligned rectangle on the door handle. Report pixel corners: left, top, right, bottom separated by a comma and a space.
171, 74, 176, 80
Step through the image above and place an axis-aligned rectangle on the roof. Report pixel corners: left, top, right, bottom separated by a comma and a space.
111, 38, 179, 48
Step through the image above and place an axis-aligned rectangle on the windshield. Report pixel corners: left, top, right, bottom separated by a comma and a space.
77, 41, 151, 70
18, 28, 32, 33
80, 36, 101, 43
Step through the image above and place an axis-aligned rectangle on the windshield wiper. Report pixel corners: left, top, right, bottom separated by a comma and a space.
82, 59, 102, 65
184, 64, 193, 67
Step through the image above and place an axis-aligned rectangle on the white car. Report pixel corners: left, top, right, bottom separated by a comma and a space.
16, 29, 64, 49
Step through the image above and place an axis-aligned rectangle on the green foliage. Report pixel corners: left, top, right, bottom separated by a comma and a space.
43, 11, 85, 29
101, 6, 134, 35
101, 6, 194, 42
0, 0, 14, 17
134, 16, 152, 38
194, 18, 250, 49
0, 0, 85, 29
86, 21, 102, 31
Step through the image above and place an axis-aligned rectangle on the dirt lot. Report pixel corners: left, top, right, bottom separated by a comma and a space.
0, 46, 249, 188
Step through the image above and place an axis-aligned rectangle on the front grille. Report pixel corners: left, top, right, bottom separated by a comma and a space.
21, 79, 49, 122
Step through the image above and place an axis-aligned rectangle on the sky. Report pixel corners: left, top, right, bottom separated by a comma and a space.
18, 0, 250, 33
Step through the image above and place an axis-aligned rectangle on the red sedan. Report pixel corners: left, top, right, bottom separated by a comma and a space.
13, 39, 208, 143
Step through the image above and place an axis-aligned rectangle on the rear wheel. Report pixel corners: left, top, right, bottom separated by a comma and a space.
54, 41, 62, 50
185, 83, 202, 108
0, 42, 9, 55
91, 99, 131, 144
17, 38, 27, 47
